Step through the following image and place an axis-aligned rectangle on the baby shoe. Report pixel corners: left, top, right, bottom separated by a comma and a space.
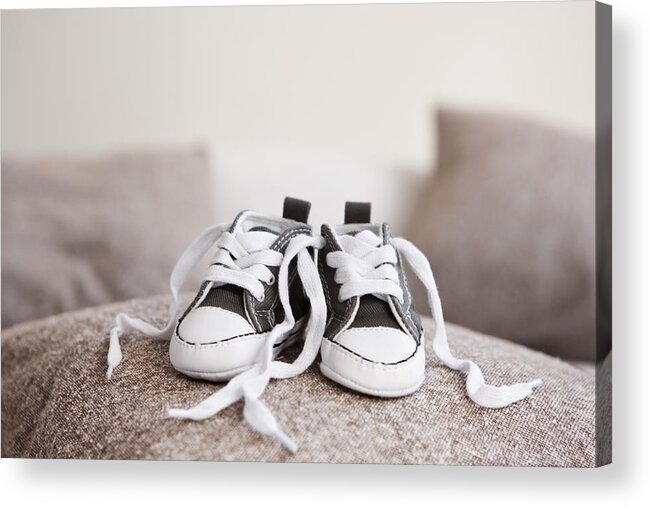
318, 202, 542, 407
107, 197, 327, 451
168, 197, 316, 381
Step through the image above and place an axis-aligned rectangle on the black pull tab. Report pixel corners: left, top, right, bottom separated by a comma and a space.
344, 202, 372, 224
283, 197, 311, 223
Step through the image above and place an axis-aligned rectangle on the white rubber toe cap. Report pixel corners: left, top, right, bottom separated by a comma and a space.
334, 326, 417, 363
177, 307, 255, 345
320, 327, 425, 398
169, 307, 265, 382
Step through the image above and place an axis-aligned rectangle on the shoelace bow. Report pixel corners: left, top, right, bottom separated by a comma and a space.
327, 230, 543, 408
106, 224, 327, 452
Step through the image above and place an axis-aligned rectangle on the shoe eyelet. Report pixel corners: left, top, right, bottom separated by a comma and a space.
266, 274, 276, 285
256, 293, 265, 302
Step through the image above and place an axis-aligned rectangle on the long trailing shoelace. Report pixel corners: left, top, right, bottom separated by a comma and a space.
106, 224, 327, 452
327, 230, 542, 408
107, 223, 228, 379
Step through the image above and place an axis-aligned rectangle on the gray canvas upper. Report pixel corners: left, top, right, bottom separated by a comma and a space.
318, 217, 422, 346
177, 199, 313, 337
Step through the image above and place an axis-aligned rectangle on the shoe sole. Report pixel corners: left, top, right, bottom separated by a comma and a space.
319, 339, 425, 398
170, 317, 307, 382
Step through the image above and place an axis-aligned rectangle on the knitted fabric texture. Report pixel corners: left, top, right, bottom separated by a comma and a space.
1, 295, 596, 466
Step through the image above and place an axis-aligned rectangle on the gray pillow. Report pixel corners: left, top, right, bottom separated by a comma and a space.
1, 294, 598, 466
1, 148, 213, 328
408, 108, 596, 360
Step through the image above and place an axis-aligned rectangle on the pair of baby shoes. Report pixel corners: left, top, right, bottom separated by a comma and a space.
107, 197, 542, 452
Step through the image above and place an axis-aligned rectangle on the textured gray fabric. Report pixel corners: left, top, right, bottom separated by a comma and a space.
1, 148, 213, 328
408, 108, 596, 360
198, 285, 247, 318
2, 295, 596, 466
350, 296, 401, 330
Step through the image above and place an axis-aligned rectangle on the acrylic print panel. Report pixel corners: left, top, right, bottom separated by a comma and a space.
0, 1, 611, 466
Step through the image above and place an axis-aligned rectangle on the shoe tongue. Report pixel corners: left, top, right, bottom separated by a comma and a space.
338, 228, 382, 257
338, 225, 401, 331
249, 225, 276, 234
229, 210, 288, 236
337, 223, 382, 238
200, 223, 278, 320
198, 283, 248, 319
349, 295, 401, 331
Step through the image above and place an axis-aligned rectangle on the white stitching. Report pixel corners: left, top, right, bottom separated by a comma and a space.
171, 332, 266, 350
322, 339, 423, 370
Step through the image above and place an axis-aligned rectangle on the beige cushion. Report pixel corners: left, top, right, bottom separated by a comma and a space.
1, 294, 597, 466
1, 149, 213, 328
408, 108, 596, 360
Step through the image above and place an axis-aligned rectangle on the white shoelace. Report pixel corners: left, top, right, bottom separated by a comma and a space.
327, 230, 543, 408
107, 223, 228, 379
106, 223, 326, 452
167, 233, 326, 452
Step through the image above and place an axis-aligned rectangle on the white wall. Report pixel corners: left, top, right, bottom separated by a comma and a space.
1, 2, 595, 230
